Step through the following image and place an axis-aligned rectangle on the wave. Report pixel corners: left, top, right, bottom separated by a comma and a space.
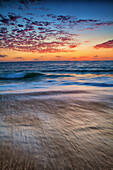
62, 81, 113, 87
0, 69, 113, 80
0, 70, 113, 81
42, 69, 113, 74
0, 72, 44, 79
0, 72, 73, 80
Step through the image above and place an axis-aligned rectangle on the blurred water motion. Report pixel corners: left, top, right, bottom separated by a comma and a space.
0, 90, 113, 170
0, 61, 113, 93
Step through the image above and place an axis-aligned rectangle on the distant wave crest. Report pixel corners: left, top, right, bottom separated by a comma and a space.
42, 69, 113, 74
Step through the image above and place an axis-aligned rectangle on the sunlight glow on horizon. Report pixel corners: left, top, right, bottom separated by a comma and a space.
0, 0, 113, 61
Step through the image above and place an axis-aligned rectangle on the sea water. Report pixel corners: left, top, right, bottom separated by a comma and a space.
0, 61, 113, 93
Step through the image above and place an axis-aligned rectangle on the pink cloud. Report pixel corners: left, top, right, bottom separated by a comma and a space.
94, 21, 113, 27
69, 45, 77, 48
94, 40, 113, 49
1, 10, 113, 54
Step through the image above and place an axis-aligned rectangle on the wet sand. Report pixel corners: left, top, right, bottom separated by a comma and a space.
0, 90, 113, 170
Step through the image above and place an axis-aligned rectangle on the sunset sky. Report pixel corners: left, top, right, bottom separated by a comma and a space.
0, 0, 113, 61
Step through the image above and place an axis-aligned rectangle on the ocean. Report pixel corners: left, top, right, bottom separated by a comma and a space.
0, 61, 113, 169
0, 61, 113, 93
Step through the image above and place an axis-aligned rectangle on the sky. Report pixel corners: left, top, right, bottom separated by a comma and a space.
0, 0, 113, 61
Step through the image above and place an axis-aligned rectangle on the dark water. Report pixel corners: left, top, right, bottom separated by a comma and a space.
0, 61, 113, 93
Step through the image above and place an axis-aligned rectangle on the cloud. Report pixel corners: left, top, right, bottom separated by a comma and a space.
1, 6, 113, 54
0, 13, 21, 26
80, 27, 96, 31
26, 13, 34, 16
94, 40, 113, 49
23, 17, 31, 22
72, 57, 77, 59
47, 14, 56, 18
13, 57, 24, 59
19, 0, 41, 6
86, 27, 94, 30
77, 19, 99, 23
39, 7, 49, 11
79, 56, 87, 58
84, 41, 90, 43
0, 27, 8, 33
101, 57, 109, 60
33, 58, 39, 61
0, 14, 9, 25
0, 54, 7, 58
94, 21, 113, 27
56, 56, 61, 58
8, 14, 21, 21
31, 21, 51, 27
57, 15, 71, 21
38, 27, 46, 31
18, 24, 24, 27
93, 55, 99, 58
69, 44, 77, 48
56, 37, 72, 42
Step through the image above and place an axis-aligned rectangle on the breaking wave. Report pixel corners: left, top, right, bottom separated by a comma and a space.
0, 72, 44, 79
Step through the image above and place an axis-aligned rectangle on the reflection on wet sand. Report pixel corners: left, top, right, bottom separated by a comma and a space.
0, 90, 113, 170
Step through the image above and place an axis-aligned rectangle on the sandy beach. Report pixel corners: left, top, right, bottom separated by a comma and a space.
0, 0, 113, 168
0, 89, 113, 170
